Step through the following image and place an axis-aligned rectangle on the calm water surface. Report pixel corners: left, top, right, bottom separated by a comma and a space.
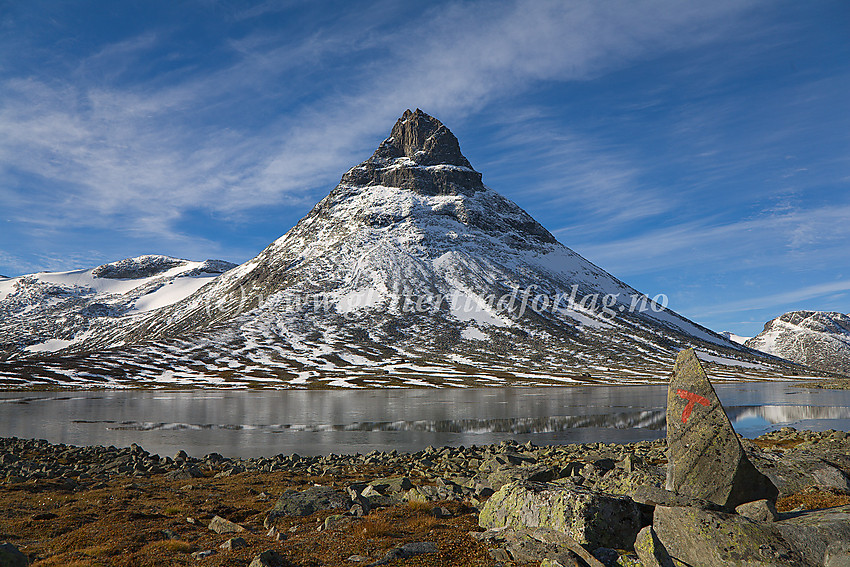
1, 384, 849, 458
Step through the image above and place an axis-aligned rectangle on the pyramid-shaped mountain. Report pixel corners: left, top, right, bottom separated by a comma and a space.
0, 110, 809, 388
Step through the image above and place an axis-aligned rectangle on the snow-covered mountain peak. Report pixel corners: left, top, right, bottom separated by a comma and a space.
746, 311, 850, 376
295, 110, 556, 256
0, 111, 818, 389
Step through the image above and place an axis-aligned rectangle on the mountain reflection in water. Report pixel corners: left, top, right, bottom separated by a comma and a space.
1, 384, 849, 457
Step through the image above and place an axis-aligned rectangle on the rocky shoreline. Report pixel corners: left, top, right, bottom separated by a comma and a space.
1, 425, 850, 566
3, 352, 850, 566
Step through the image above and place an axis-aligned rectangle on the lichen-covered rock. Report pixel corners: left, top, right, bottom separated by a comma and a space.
633, 526, 674, 567
776, 504, 850, 566
267, 486, 349, 519
475, 527, 603, 567
485, 464, 557, 491
478, 480, 642, 550
735, 499, 778, 522
653, 505, 808, 567
207, 514, 246, 534
366, 476, 413, 494
666, 348, 778, 508
630, 485, 723, 511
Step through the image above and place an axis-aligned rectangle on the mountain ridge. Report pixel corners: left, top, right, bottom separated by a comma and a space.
746, 310, 850, 376
0, 110, 820, 388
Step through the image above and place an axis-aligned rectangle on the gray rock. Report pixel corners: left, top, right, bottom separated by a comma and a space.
267, 486, 349, 520
431, 506, 452, 518
776, 504, 850, 566
486, 464, 557, 491
631, 485, 723, 511
167, 466, 204, 480
633, 526, 674, 567
825, 542, 850, 567
0, 542, 28, 567
191, 549, 216, 559
322, 513, 351, 531
367, 541, 438, 566
736, 499, 778, 522
367, 476, 413, 494
360, 485, 398, 507
761, 452, 850, 497
475, 526, 581, 565
265, 526, 285, 541
479, 480, 642, 550
665, 348, 778, 508
219, 537, 248, 550
248, 550, 287, 567
208, 515, 246, 534
653, 505, 808, 567
812, 465, 850, 493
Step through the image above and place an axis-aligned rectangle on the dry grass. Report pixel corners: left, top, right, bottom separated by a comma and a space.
141, 540, 196, 554
0, 472, 494, 567
360, 515, 399, 538
777, 487, 850, 513
404, 500, 433, 514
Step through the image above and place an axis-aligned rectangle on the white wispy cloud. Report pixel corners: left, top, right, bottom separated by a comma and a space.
0, 0, 764, 242
572, 204, 850, 277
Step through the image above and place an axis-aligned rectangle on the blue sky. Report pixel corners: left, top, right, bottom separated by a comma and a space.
0, 0, 848, 337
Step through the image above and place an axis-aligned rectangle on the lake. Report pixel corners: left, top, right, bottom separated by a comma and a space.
2, 384, 849, 458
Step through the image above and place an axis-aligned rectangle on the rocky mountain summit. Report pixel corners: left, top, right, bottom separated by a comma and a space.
747, 311, 850, 376
0, 110, 816, 388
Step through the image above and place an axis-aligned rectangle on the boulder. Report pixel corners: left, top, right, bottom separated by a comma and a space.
366, 476, 413, 494
762, 454, 850, 497
267, 486, 349, 520
776, 504, 850, 566
219, 536, 247, 550
653, 505, 808, 567
631, 485, 723, 511
485, 464, 557, 491
652, 505, 850, 566
735, 499, 778, 522
479, 480, 642, 550
474, 527, 603, 567
666, 348, 778, 508
207, 515, 246, 534
248, 550, 287, 567
633, 526, 675, 567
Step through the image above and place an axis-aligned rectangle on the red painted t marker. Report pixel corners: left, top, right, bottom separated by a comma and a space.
677, 389, 710, 424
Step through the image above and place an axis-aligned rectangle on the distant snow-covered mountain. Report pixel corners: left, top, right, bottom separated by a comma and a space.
746, 311, 850, 376
0, 110, 817, 388
0, 255, 235, 358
